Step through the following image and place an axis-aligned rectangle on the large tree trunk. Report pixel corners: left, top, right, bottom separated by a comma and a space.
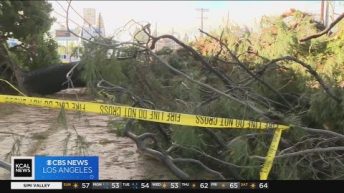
22, 63, 85, 96
0, 43, 27, 94
1, 43, 85, 96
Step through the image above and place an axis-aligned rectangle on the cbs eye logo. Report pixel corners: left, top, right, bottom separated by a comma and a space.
11, 157, 35, 180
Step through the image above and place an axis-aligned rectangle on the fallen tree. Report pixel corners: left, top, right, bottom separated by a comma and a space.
0, 0, 61, 95
72, 8, 344, 180
0, 43, 85, 95
1, 4, 344, 180
22, 62, 85, 95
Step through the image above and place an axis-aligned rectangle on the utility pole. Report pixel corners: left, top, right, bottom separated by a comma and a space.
320, 0, 325, 24
325, 0, 330, 27
154, 22, 158, 37
196, 8, 209, 36
323, 0, 335, 27
329, 1, 335, 25
226, 10, 230, 29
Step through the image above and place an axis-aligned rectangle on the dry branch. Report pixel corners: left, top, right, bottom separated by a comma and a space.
123, 120, 190, 180
173, 158, 226, 179
252, 146, 344, 160
299, 126, 344, 140
200, 29, 293, 108
300, 12, 344, 42
142, 26, 235, 87
0, 160, 10, 171
255, 56, 341, 103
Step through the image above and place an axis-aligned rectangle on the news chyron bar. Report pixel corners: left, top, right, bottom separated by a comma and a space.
2, 156, 343, 193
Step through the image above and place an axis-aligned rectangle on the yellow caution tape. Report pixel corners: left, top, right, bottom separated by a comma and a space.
260, 127, 283, 180
0, 94, 289, 130
0, 94, 289, 179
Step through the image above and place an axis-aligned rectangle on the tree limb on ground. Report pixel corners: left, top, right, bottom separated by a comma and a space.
0, 160, 10, 171
251, 146, 344, 160
254, 56, 341, 103
300, 12, 344, 42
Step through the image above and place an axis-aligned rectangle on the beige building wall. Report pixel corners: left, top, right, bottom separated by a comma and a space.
83, 8, 96, 26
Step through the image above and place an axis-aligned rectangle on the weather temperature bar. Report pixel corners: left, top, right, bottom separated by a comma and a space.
66, 181, 268, 190
11, 181, 269, 190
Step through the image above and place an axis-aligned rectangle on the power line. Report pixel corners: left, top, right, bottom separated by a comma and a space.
52, 10, 96, 39
56, 1, 104, 39
65, 0, 105, 39
65, 0, 112, 46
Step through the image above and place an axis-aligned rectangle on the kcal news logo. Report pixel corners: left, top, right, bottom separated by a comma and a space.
11, 156, 35, 180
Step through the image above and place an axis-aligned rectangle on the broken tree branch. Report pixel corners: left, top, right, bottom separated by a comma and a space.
300, 12, 344, 42
123, 120, 190, 180
173, 158, 226, 179
0, 160, 10, 171
200, 29, 292, 108
251, 146, 344, 160
141, 25, 235, 87
255, 56, 341, 103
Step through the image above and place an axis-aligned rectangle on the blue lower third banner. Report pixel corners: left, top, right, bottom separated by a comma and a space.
34, 156, 99, 180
